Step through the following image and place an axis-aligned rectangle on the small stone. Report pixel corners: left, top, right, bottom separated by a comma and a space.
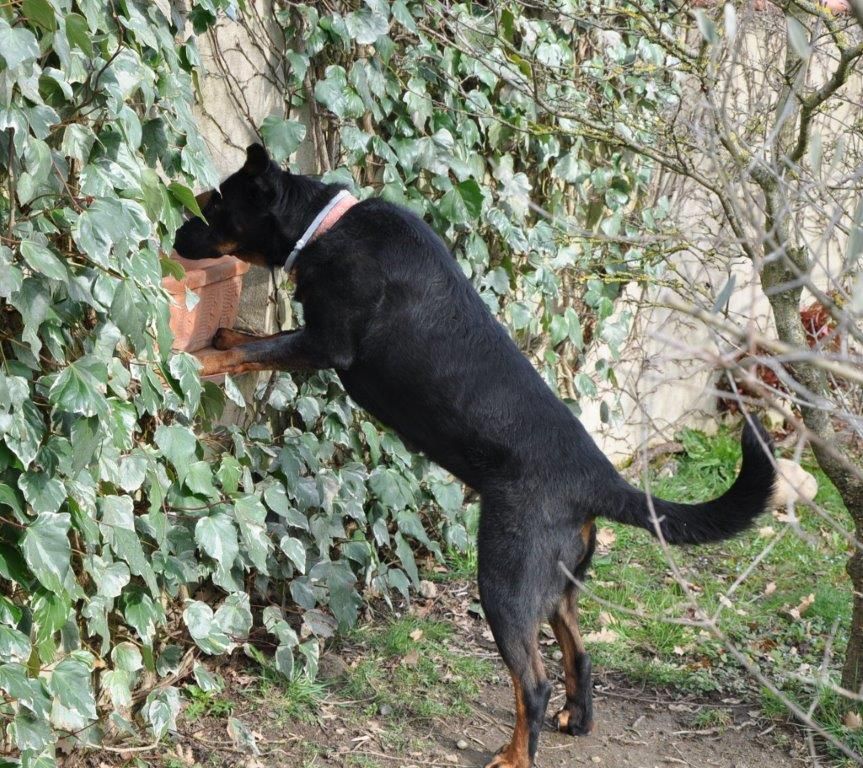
379, 703, 393, 716
456, 739, 469, 750
591, 757, 602, 763
419, 580, 438, 599
552, 650, 563, 661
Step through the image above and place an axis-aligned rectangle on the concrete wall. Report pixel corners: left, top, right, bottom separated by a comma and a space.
581, 15, 861, 463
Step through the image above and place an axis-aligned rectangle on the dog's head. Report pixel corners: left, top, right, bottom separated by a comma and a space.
173, 144, 307, 267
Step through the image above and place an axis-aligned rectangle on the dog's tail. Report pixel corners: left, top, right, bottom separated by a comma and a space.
602, 419, 776, 545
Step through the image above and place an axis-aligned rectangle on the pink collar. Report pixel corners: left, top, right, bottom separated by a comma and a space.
314, 192, 358, 241
284, 191, 358, 272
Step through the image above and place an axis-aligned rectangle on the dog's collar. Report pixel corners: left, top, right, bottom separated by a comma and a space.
283, 190, 357, 272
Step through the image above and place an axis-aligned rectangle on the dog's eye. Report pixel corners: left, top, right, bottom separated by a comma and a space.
204, 192, 223, 214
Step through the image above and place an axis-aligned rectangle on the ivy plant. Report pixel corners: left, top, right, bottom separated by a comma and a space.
0, 0, 675, 763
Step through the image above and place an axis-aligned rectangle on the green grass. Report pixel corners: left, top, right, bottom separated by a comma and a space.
338, 615, 492, 723
254, 673, 328, 723
580, 425, 852, 747
182, 684, 234, 723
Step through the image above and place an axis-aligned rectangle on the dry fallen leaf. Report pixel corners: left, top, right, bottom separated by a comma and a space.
409, 628, 424, 641
595, 527, 616, 553
789, 593, 816, 620
845, 711, 863, 730
403, 649, 420, 667
764, 581, 777, 596
598, 611, 617, 627
758, 525, 776, 539
584, 628, 618, 644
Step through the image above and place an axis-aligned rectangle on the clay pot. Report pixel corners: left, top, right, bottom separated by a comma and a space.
163, 253, 250, 352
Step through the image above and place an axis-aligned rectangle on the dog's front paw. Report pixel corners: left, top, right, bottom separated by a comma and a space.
485, 743, 531, 768
553, 704, 594, 736
213, 327, 247, 350
484, 751, 530, 768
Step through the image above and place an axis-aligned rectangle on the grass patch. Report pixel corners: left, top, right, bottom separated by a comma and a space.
254, 673, 328, 723
338, 615, 492, 723
581, 425, 851, 724
182, 684, 234, 723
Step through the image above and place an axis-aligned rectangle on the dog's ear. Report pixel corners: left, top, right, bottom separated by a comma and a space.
244, 143, 270, 176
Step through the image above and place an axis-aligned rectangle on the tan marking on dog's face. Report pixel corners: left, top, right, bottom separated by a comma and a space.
195, 189, 215, 210
215, 240, 240, 255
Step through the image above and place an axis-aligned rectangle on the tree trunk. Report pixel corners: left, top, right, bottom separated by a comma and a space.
756, 18, 863, 695
843, 538, 863, 694
761, 254, 863, 695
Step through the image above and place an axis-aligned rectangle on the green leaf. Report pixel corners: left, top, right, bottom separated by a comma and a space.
345, 6, 389, 45
223, 374, 245, 408
123, 589, 162, 645
0, 19, 40, 69
0, 482, 26, 520
183, 600, 231, 655
112, 641, 143, 673
368, 467, 415, 510
12, 707, 54, 752
65, 13, 93, 56
0, 543, 30, 584
92, 560, 130, 599
50, 656, 97, 730
61, 124, 96, 164
22, 513, 72, 594
23, 0, 57, 31
213, 593, 252, 640
143, 687, 180, 738
216, 455, 242, 495
457, 179, 484, 219
279, 536, 306, 574
195, 513, 239, 568
155, 424, 199, 474
20, 241, 68, 282
18, 473, 66, 515
185, 461, 219, 499
48, 359, 109, 418
260, 115, 306, 164
394, 532, 419, 586
310, 561, 360, 631
193, 663, 222, 693
168, 353, 202, 414
0, 626, 31, 663
31, 588, 70, 650
168, 182, 205, 220
233, 495, 270, 573
99, 496, 158, 595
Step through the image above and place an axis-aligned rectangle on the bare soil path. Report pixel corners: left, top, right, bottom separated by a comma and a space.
144, 580, 809, 768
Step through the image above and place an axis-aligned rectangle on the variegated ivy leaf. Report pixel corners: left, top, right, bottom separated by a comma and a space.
142, 686, 181, 739
22, 513, 71, 595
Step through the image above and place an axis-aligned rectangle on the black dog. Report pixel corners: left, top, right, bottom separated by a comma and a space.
174, 144, 775, 768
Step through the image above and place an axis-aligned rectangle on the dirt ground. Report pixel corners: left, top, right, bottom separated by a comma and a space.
146, 579, 811, 768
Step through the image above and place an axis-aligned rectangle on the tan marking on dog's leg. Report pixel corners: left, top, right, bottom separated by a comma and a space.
484, 673, 532, 768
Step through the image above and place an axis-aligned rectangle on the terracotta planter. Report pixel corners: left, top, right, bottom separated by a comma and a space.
163, 253, 250, 352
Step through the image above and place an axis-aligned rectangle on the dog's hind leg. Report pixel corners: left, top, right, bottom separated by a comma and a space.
550, 587, 594, 736
482, 622, 551, 768
479, 553, 552, 767
550, 520, 596, 736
